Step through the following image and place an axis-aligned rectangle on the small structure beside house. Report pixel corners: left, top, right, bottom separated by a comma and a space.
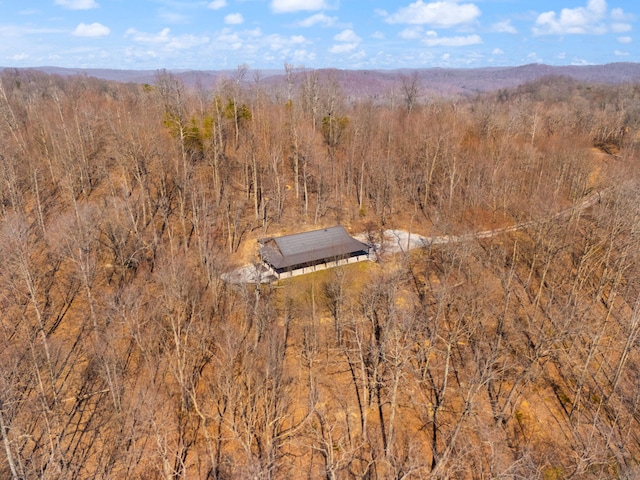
258, 225, 371, 279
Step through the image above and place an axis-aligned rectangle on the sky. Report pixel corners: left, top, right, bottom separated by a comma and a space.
0, 0, 637, 71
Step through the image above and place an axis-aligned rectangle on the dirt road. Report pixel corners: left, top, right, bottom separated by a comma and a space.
378, 188, 607, 255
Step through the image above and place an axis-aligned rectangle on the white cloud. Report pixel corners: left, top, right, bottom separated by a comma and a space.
372, 31, 385, 39
611, 23, 632, 33
271, 0, 331, 14
423, 31, 482, 46
527, 52, 542, 62
247, 27, 263, 38
617, 36, 632, 43
158, 10, 190, 24
334, 29, 361, 43
611, 8, 625, 20
330, 29, 361, 53
532, 0, 629, 35
216, 30, 243, 50
125, 28, 209, 49
329, 43, 358, 54
9, 53, 29, 60
297, 13, 338, 27
384, 0, 481, 28
73, 22, 110, 37
208, 0, 227, 9
264, 33, 307, 51
124, 48, 158, 62
0, 25, 64, 36
611, 7, 636, 22
166, 35, 210, 50
491, 20, 517, 34
125, 27, 171, 44
55, 0, 99, 10
492, 48, 504, 55
291, 49, 317, 63
167, 35, 209, 50
225, 13, 244, 25
399, 27, 423, 39
614, 49, 629, 56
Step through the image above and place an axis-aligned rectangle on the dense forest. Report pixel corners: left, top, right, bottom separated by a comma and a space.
0, 67, 639, 479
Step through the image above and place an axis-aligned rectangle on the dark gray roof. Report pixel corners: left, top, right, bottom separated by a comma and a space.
259, 226, 369, 270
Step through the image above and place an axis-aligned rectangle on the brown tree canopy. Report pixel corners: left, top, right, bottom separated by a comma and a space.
0, 68, 639, 479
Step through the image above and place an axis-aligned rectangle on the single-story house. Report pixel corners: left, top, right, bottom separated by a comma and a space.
258, 225, 371, 279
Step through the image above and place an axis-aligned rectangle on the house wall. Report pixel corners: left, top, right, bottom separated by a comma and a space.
274, 253, 371, 280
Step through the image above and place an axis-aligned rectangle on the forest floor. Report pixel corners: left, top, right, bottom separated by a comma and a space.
223, 186, 607, 285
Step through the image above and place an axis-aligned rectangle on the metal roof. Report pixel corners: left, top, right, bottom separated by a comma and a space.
259, 226, 369, 270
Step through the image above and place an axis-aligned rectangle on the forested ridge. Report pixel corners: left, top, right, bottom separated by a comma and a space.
0, 67, 639, 479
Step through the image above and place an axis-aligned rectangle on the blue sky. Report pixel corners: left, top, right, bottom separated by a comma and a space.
0, 0, 637, 70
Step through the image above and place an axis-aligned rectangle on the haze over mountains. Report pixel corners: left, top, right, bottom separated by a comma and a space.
2, 62, 639, 99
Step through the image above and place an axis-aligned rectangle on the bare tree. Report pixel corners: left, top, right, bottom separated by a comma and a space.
400, 71, 420, 114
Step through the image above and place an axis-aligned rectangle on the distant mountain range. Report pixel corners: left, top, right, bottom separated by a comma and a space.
2, 62, 639, 99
